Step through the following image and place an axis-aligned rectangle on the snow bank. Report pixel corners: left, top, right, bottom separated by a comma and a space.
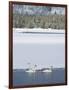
13, 28, 65, 34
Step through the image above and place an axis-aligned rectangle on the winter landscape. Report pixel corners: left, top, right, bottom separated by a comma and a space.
12, 4, 65, 86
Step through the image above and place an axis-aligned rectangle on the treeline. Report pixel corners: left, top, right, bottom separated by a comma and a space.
13, 14, 65, 29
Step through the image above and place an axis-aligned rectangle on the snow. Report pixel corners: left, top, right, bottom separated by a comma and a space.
13, 28, 65, 34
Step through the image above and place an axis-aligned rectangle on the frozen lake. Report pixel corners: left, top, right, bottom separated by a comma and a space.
13, 29, 65, 69
13, 29, 65, 44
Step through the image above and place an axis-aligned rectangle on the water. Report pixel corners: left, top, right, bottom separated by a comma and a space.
13, 31, 65, 69
13, 68, 65, 86
13, 30, 65, 44
13, 30, 65, 86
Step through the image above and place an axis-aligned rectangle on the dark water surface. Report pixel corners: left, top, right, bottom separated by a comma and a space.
13, 68, 65, 86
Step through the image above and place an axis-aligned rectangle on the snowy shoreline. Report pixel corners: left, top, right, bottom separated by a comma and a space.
13, 28, 65, 34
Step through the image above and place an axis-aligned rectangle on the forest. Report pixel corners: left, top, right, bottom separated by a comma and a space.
13, 5, 65, 29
